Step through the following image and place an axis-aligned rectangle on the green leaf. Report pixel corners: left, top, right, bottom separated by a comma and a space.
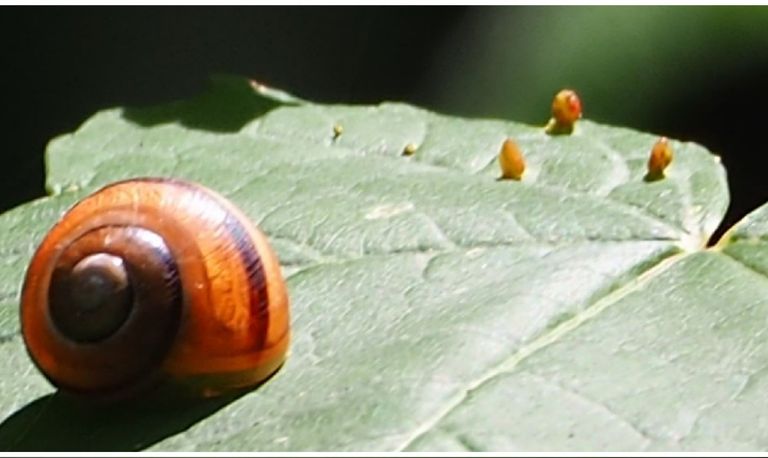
4, 75, 765, 451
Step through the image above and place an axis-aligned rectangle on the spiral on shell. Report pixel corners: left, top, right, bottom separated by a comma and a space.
21, 177, 290, 400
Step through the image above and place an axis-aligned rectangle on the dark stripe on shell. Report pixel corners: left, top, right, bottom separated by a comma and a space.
90, 177, 271, 349
148, 177, 271, 350
221, 211, 270, 350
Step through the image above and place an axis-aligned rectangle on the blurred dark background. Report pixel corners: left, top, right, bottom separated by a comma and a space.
2, 6, 767, 239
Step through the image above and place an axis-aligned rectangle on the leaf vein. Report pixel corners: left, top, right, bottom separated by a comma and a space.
394, 250, 685, 451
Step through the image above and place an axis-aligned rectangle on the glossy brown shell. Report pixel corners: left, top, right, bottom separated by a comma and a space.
21, 178, 290, 399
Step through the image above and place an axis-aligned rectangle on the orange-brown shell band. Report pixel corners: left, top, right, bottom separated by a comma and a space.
221, 210, 270, 350
145, 177, 272, 351
93, 177, 272, 350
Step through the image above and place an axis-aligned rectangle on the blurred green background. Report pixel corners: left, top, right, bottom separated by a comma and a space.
3, 6, 767, 239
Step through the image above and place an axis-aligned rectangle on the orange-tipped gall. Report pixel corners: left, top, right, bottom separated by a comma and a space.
645, 136, 674, 181
545, 89, 582, 135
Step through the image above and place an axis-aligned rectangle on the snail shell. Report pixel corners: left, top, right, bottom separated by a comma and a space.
20, 177, 290, 400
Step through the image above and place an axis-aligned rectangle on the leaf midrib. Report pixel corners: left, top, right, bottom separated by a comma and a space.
393, 248, 693, 451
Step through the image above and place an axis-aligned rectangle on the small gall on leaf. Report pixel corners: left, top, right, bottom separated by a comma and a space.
645, 136, 674, 181
498, 138, 526, 181
545, 89, 582, 135
402, 143, 418, 156
332, 124, 344, 139
249, 79, 267, 93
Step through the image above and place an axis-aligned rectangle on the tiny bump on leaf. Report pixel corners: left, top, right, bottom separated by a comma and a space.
644, 136, 674, 181
545, 89, 582, 136
498, 138, 526, 181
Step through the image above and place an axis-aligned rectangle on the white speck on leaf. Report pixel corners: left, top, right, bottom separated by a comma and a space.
365, 202, 415, 220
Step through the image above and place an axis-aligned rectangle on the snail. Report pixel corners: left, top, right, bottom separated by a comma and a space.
20, 177, 290, 401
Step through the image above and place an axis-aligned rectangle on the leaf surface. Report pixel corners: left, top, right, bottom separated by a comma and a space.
2, 76, 762, 451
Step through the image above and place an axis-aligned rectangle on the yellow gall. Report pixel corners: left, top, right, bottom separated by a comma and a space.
249, 79, 266, 93
645, 136, 674, 181
332, 124, 344, 139
403, 143, 417, 156
545, 89, 582, 135
498, 139, 526, 181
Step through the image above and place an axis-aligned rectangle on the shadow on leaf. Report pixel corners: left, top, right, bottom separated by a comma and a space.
0, 385, 245, 451
121, 74, 298, 133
